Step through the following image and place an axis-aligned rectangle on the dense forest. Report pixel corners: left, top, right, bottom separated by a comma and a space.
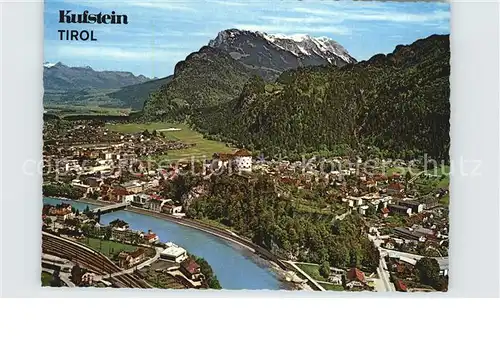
141, 34, 450, 161
163, 174, 380, 272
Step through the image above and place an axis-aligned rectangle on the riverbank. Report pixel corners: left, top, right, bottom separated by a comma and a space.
120, 207, 302, 290
73, 198, 289, 268
46, 197, 301, 290
126, 206, 257, 253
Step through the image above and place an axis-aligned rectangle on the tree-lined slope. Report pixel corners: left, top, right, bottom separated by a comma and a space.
187, 34, 450, 160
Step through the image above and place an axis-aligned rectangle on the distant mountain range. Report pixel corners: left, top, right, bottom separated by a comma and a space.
43, 29, 355, 109
43, 62, 151, 91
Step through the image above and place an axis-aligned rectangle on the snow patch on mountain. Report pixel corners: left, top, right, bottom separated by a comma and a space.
209, 29, 356, 65
260, 32, 355, 64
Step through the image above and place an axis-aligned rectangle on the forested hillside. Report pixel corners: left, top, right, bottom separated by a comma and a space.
141, 46, 256, 120
186, 34, 450, 160
106, 76, 173, 110
164, 174, 379, 270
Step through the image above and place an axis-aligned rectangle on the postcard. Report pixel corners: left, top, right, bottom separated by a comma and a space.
42, 0, 450, 292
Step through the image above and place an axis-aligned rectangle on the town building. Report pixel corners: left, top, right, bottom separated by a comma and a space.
144, 231, 159, 243
147, 197, 166, 212
63, 159, 82, 172
345, 268, 369, 290
381, 207, 390, 218
118, 248, 145, 268
387, 204, 412, 216
121, 180, 144, 194
394, 279, 408, 292
109, 186, 130, 203
160, 242, 187, 263
132, 194, 151, 207
81, 272, 96, 286
398, 199, 424, 214
328, 275, 342, 285
359, 205, 370, 216
233, 149, 252, 172
161, 203, 183, 215
421, 196, 439, 209
212, 149, 253, 173
387, 182, 404, 195
180, 258, 202, 281
84, 176, 104, 188
393, 227, 426, 242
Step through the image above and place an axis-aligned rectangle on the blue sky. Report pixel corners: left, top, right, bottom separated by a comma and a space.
44, 0, 450, 78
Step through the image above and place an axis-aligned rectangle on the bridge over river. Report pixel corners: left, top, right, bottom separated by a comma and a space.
91, 202, 127, 214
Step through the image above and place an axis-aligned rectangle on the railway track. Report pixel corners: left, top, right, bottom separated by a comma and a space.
42, 232, 148, 289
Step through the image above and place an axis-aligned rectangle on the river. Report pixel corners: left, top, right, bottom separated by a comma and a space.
43, 197, 284, 290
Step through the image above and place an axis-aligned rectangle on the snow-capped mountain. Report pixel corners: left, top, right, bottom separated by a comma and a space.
43, 62, 59, 68
208, 29, 356, 79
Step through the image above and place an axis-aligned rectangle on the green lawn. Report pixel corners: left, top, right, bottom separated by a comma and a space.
41, 271, 53, 286
422, 165, 450, 188
414, 175, 450, 195
319, 282, 344, 291
385, 166, 420, 176
107, 122, 234, 160
81, 237, 139, 257
439, 193, 450, 206
296, 263, 325, 282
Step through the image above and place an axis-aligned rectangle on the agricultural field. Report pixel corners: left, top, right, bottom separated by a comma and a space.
45, 104, 132, 117
107, 122, 234, 160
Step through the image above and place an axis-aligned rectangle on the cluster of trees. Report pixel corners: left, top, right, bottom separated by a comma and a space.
415, 257, 448, 291
48, 269, 63, 287
192, 255, 222, 290
43, 184, 85, 199
70, 264, 89, 286
181, 174, 379, 271
109, 219, 129, 228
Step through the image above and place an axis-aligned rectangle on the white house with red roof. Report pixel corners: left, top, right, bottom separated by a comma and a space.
345, 268, 370, 290
144, 230, 159, 243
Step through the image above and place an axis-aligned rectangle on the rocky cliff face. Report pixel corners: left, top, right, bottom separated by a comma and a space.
208, 28, 356, 80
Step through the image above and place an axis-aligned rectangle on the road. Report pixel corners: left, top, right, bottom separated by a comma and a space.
380, 248, 449, 268
284, 261, 326, 291
108, 247, 163, 278
376, 254, 395, 292
367, 234, 396, 292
